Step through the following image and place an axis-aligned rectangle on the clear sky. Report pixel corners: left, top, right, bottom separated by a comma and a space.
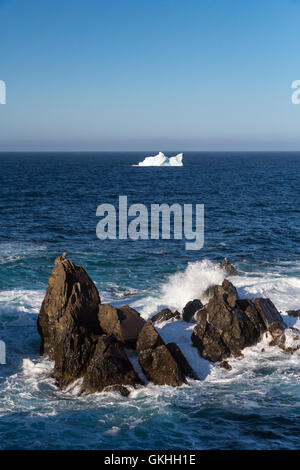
1, 0, 300, 151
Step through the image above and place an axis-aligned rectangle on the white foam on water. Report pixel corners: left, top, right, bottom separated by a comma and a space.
1, 256, 300, 445
0, 242, 47, 265
0, 289, 45, 315
135, 152, 183, 167
127, 258, 300, 388
233, 270, 300, 314
132, 259, 226, 317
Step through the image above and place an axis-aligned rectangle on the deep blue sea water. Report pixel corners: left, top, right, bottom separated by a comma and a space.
0, 151, 300, 449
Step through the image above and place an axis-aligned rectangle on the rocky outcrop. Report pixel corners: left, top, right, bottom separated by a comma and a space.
151, 308, 180, 323
38, 253, 103, 388
198, 290, 260, 358
81, 334, 143, 394
192, 279, 296, 363
253, 298, 286, 348
287, 310, 300, 318
218, 260, 238, 276
39, 255, 298, 394
182, 299, 203, 322
98, 304, 145, 348
38, 252, 101, 359
166, 343, 199, 380
38, 254, 199, 395
136, 319, 164, 352
205, 279, 239, 302
136, 320, 195, 386
38, 254, 143, 395
53, 332, 96, 388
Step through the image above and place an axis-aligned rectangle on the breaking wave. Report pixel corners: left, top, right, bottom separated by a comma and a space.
1, 258, 300, 449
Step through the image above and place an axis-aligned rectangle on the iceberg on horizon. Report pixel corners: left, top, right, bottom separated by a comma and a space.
136, 152, 183, 167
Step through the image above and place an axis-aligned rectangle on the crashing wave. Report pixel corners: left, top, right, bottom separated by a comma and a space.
136, 152, 183, 167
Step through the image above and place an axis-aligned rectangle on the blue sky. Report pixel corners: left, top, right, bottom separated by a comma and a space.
1, 0, 300, 151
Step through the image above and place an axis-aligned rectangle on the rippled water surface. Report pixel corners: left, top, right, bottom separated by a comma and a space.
0, 152, 299, 449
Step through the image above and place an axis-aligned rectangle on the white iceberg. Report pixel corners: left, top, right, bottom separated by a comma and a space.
136, 152, 183, 167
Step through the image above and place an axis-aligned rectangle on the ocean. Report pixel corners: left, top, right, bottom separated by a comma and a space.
0, 151, 299, 450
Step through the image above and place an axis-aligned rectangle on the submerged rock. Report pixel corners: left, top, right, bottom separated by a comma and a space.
287, 309, 300, 318
102, 385, 131, 397
218, 260, 238, 276
219, 360, 232, 370
98, 304, 145, 348
182, 299, 203, 322
151, 308, 180, 323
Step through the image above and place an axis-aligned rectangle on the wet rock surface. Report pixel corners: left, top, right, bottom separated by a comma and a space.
192, 280, 298, 361
81, 334, 143, 394
166, 342, 199, 380
98, 304, 145, 348
136, 320, 186, 386
37, 252, 101, 359
287, 309, 300, 318
218, 260, 238, 276
204, 279, 239, 302
38, 255, 299, 396
182, 299, 203, 322
137, 320, 196, 386
151, 308, 180, 323
38, 255, 196, 395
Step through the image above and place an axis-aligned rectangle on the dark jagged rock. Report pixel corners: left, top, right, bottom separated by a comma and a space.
37, 253, 102, 388
151, 308, 180, 323
53, 331, 96, 388
192, 318, 231, 362
182, 299, 203, 322
253, 298, 286, 348
38, 253, 101, 358
192, 276, 295, 362
98, 304, 145, 348
219, 360, 232, 370
287, 309, 300, 318
194, 307, 206, 324
166, 343, 199, 380
252, 299, 300, 352
82, 335, 143, 394
218, 260, 238, 276
137, 320, 189, 386
204, 279, 239, 303
237, 299, 266, 337
136, 319, 164, 353
38, 254, 143, 396
102, 385, 131, 397
192, 286, 264, 362
253, 298, 286, 331
138, 345, 186, 386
